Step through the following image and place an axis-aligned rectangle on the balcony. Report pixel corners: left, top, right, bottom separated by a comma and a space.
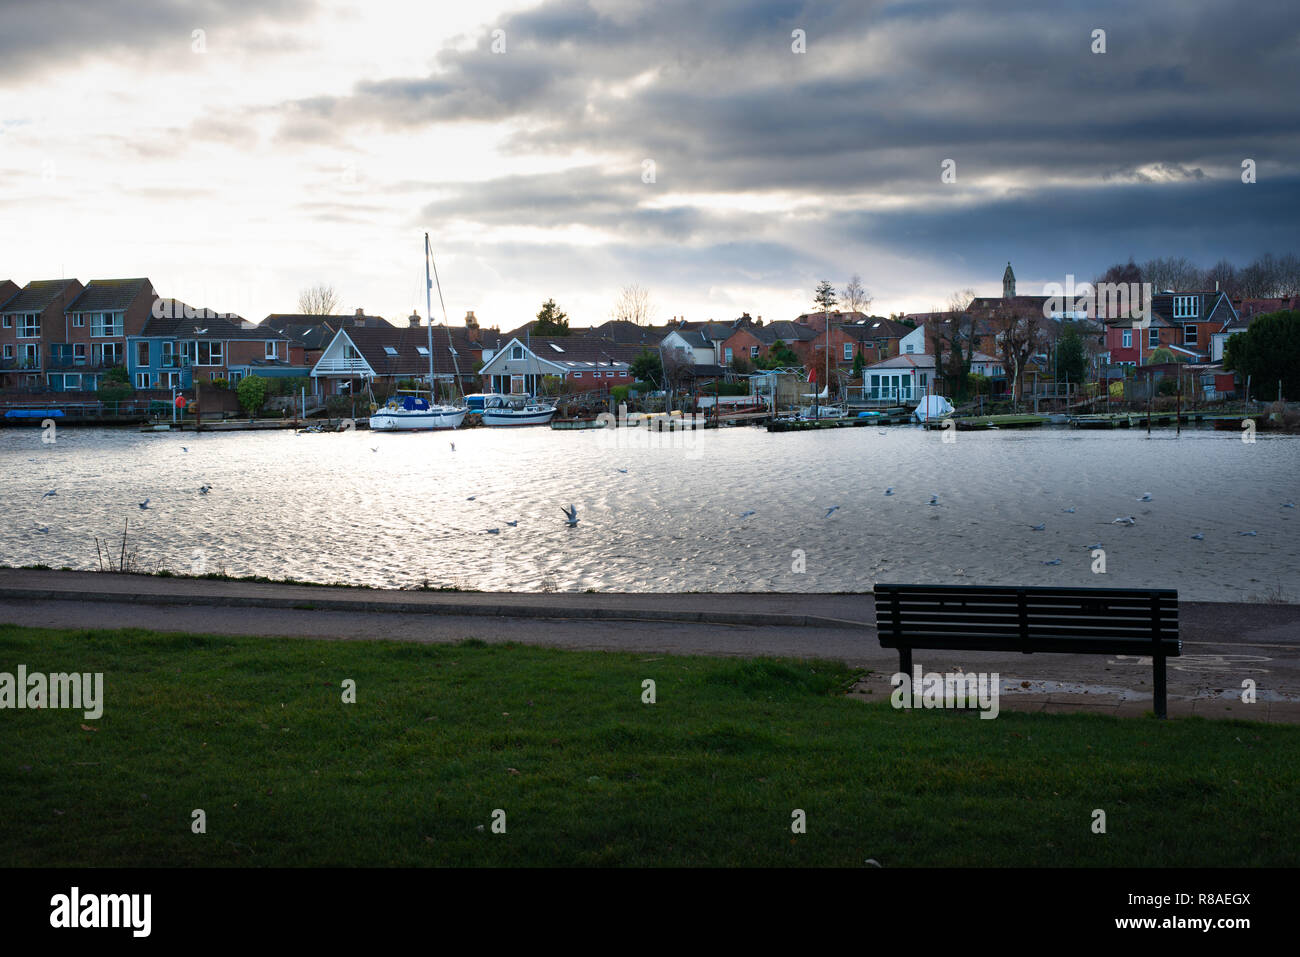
0, 358, 42, 372
46, 357, 119, 371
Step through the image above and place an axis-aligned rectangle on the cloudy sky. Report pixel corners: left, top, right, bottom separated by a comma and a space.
2, 0, 1297, 328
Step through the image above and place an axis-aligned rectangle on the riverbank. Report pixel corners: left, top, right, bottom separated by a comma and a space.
3, 623, 1297, 867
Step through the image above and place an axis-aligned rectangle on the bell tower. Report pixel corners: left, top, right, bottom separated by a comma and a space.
1003, 261, 1016, 298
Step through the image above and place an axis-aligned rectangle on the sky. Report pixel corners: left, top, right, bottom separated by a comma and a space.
2, 0, 1298, 329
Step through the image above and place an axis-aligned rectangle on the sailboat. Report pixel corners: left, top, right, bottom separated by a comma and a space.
370, 234, 468, 432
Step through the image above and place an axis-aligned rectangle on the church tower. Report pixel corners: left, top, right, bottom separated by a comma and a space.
1002, 261, 1016, 298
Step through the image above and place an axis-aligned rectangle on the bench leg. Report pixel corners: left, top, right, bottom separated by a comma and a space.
1153, 652, 1167, 719
899, 647, 912, 680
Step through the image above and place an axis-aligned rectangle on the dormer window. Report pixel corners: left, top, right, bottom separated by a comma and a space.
265, 341, 278, 359
511, 345, 523, 360
1172, 296, 1197, 319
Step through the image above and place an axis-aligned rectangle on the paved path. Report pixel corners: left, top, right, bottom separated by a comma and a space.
2, 569, 1298, 722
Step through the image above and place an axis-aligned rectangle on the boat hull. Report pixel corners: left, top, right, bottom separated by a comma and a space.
481, 408, 557, 426
370, 409, 466, 431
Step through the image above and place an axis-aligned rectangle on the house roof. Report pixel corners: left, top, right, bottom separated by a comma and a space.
752, 320, 817, 343
865, 353, 936, 371
589, 319, 669, 345
483, 336, 643, 374
336, 325, 477, 377
0, 280, 18, 310
2, 278, 79, 313
845, 316, 912, 339
65, 278, 154, 313
665, 329, 711, 349
139, 309, 277, 340
260, 315, 341, 350
1234, 297, 1300, 320
967, 295, 1052, 314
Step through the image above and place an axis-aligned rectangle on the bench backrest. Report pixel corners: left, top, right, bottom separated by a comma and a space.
875, 584, 1179, 656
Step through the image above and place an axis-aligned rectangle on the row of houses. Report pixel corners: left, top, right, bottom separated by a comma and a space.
4, 263, 1293, 403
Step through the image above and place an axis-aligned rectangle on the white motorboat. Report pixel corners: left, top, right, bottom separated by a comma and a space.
480, 394, 557, 426
370, 393, 466, 431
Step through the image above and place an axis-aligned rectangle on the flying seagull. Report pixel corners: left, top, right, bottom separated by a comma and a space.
370, 447, 378, 453
41, 489, 57, 499
928, 495, 940, 506
561, 504, 579, 527
825, 506, 840, 518
138, 499, 150, 509
450, 442, 455, 452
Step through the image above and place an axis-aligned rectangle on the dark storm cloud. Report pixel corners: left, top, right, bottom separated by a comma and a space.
0, 0, 313, 79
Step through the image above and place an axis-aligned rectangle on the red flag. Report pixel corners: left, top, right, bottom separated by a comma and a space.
808, 366, 817, 383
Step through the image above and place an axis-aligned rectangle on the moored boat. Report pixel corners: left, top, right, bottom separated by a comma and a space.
480, 394, 557, 426
370, 394, 466, 431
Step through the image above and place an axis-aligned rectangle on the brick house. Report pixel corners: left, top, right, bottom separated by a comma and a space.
477, 336, 640, 395
128, 305, 299, 391
313, 319, 488, 397
50, 278, 157, 391
1104, 290, 1236, 367
0, 278, 84, 390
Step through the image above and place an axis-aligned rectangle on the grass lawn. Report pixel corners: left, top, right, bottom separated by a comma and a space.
1, 624, 1296, 867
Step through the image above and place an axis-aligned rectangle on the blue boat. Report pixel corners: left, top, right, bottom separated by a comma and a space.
5, 409, 65, 419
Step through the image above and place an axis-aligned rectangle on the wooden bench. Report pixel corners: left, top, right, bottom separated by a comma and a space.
874, 584, 1180, 718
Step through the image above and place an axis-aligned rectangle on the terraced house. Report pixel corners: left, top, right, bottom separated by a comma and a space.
1, 278, 85, 390
126, 303, 302, 390
49, 278, 157, 392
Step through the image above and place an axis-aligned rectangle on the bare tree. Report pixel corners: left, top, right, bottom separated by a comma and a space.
1200, 259, 1240, 297
989, 301, 1045, 407
298, 283, 340, 315
841, 274, 872, 314
1141, 257, 1200, 293
927, 289, 977, 397
612, 284, 656, 325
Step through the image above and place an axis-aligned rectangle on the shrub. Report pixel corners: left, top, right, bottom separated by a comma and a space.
236, 374, 268, 416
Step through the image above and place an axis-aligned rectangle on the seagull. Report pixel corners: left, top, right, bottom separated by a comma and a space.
1137, 493, 1153, 502
928, 495, 940, 506
199, 484, 212, 495
739, 510, 756, 519
616, 468, 628, 474
450, 442, 455, 452
467, 495, 476, 501
1061, 507, 1076, 514
884, 487, 895, 496
1042, 558, 1063, 566
35, 526, 49, 534
1029, 523, 1046, 531
1084, 542, 1104, 550
370, 447, 378, 453
138, 499, 150, 509
486, 528, 499, 535
877, 430, 888, 436
561, 504, 579, 527
181, 446, 189, 452
1112, 516, 1136, 526
1239, 530, 1258, 536
1284, 502, 1296, 509
1191, 533, 1204, 540
825, 506, 840, 518
41, 490, 57, 499
506, 520, 518, 527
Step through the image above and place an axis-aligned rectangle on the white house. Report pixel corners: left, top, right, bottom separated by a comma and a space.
863, 353, 936, 403
660, 329, 716, 366
898, 324, 927, 356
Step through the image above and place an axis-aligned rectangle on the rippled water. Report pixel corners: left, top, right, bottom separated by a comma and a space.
2, 423, 1298, 602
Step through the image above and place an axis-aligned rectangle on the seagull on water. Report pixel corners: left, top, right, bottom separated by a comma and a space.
1061, 507, 1076, 514
467, 495, 476, 501
1029, 523, 1046, 531
1137, 493, 1153, 502
370, 447, 378, 453
616, 468, 629, 474
506, 520, 518, 527
561, 504, 579, 527
1284, 502, 1296, 509
825, 506, 841, 518
1191, 533, 1205, 540
42, 490, 57, 499
450, 442, 455, 451
181, 446, 189, 452
486, 528, 499, 535
739, 510, 756, 519
138, 499, 150, 509
35, 526, 49, 534
928, 495, 940, 506
1112, 516, 1136, 526
1084, 542, 1103, 550
1042, 558, 1063, 566
1239, 530, 1258, 536
199, 484, 212, 495
884, 487, 895, 496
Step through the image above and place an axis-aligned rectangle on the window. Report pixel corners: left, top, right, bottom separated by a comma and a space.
265, 341, 278, 359
137, 342, 150, 367
574, 372, 583, 378
1184, 324, 1198, 345
136, 372, 151, 389
511, 345, 523, 359
2, 345, 11, 359
548, 343, 565, 353
416, 346, 429, 356
18, 314, 40, 337
1122, 330, 1132, 348
161, 342, 175, 367
94, 343, 123, 366
724, 348, 733, 364
74, 343, 86, 363
844, 343, 853, 361
164, 372, 182, 388
90, 312, 122, 337
1, 315, 9, 329
21, 343, 40, 368
383, 346, 398, 357
191, 341, 223, 365
750, 346, 759, 358
920, 373, 928, 389
72, 313, 84, 328
1173, 296, 1196, 319
905, 343, 914, 354
1149, 328, 1159, 348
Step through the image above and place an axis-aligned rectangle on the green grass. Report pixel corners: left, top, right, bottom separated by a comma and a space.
1, 624, 1296, 867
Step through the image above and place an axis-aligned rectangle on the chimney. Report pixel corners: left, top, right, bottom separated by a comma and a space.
464, 310, 478, 330
757, 315, 763, 325
408, 312, 420, 328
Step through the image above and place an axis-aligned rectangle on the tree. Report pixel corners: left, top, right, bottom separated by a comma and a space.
1141, 256, 1200, 293
851, 346, 865, 376
237, 375, 268, 417
629, 348, 663, 387
534, 299, 570, 336
297, 284, 340, 315
1201, 260, 1240, 297
841, 274, 871, 314
612, 284, 655, 325
1224, 310, 1300, 400
989, 301, 1045, 407
813, 280, 837, 313
1056, 322, 1087, 385
755, 339, 800, 370
1147, 347, 1177, 365
927, 289, 977, 400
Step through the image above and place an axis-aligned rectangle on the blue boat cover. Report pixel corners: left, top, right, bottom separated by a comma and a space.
5, 409, 65, 418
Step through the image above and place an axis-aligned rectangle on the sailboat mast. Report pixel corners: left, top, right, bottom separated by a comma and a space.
424, 232, 435, 398
426, 234, 462, 401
